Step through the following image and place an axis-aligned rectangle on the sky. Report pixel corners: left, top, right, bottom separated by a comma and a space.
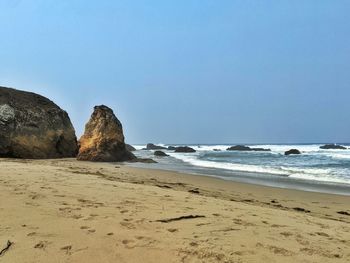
0, 0, 350, 144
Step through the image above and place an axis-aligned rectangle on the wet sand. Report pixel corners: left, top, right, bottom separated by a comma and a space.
0, 158, 349, 262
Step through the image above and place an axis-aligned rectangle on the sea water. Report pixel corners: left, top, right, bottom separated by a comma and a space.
130, 144, 350, 195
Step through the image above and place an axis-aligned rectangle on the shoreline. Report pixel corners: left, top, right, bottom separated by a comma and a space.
128, 161, 350, 197
131, 144, 350, 195
0, 158, 349, 262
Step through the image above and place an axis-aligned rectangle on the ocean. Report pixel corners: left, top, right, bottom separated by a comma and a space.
129, 144, 350, 195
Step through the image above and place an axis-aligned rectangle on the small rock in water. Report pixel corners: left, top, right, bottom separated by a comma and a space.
145, 143, 167, 150
154, 151, 169, 157
284, 149, 301, 156
174, 146, 196, 153
320, 144, 347, 150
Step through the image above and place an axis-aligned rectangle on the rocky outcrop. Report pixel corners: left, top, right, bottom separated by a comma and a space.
144, 143, 167, 150
284, 149, 301, 156
0, 86, 78, 158
320, 144, 347, 150
226, 145, 271, 152
226, 145, 251, 151
174, 146, 196, 153
154, 150, 169, 157
126, 144, 136, 152
77, 105, 135, 162
167, 146, 176, 150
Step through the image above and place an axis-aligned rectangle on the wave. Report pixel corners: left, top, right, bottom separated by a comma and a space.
168, 152, 350, 185
168, 152, 286, 175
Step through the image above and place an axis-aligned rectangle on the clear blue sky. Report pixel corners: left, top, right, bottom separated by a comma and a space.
1, 1, 349, 144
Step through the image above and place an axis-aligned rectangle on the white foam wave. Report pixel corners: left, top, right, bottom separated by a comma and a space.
325, 153, 350, 160
288, 173, 350, 184
168, 152, 286, 175
168, 152, 350, 185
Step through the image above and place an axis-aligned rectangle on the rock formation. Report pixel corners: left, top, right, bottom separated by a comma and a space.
0, 86, 78, 158
320, 144, 347, 150
167, 146, 176, 150
154, 150, 169, 157
174, 146, 196, 153
144, 143, 167, 150
226, 145, 271, 152
77, 105, 135, 162
284, 149, 301, 156
126, 144, 136, 152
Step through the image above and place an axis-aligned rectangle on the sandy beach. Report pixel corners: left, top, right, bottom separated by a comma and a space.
0, 158, 349, 263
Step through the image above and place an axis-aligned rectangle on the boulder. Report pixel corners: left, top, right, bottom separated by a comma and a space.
226, 145, 271, 152
0, 86, 78, 158
213, 149, 221, 152
284, 149, 301, 156
154, 150, 169, 157
77, 105, 135, 162
320, 144, 347, 150
174, 146, 196, 153
226, 145, 251, 151
126, 144, 136, 151
145, 143, 167, 150
167, 146, 176, 150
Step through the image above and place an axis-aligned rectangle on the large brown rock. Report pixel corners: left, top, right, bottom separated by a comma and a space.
77, 105, 135, 162
0, 86, 78, 159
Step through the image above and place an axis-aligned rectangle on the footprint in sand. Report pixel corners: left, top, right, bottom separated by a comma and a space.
34, 241, 49, 249
122, 239, 135, 249
61, 245, 72, 254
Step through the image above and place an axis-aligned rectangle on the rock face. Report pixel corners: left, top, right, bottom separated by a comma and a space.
0, 86, 78, 158
226, 145, 271, 152
154, 150, 168, 157
284, 149, 301, 156
77, 105, 135, 162
320, 144, 347, 150
125, 144, 136, 152
174, 146, 196, 153
145, 143, 167, 150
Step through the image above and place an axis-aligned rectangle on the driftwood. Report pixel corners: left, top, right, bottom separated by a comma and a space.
155, 215, 205, 223
0, 240, 13, 256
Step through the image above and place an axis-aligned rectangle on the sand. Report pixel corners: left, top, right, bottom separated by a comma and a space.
0, 158, 349, 263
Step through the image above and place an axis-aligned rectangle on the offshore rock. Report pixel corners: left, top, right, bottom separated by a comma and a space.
145, 143, 167, 150
226, 145, 271, 152
320, 144, 347, 150
0, 86, 78, 158
174, 146, 196, 153
154, 150, 169, 157
284, 149, 301, 156
77, 105, 135, 162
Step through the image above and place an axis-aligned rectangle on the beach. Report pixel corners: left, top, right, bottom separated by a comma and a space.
0, 158, 349, 262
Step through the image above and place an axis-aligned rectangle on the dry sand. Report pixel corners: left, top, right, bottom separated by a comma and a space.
0, 158, 349, 263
